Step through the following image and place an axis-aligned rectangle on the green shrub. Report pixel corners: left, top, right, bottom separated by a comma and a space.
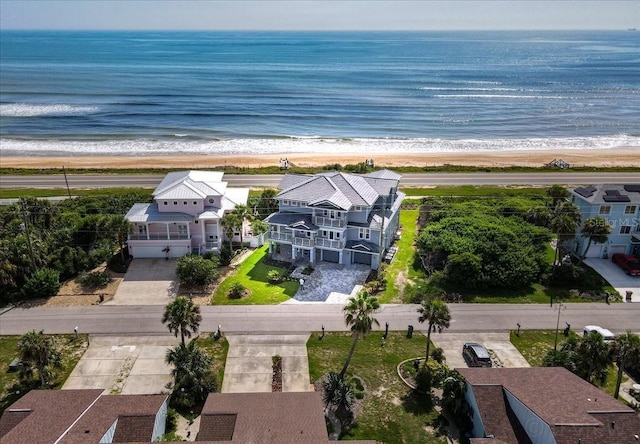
77, 270, 112, 289
176, 255, 219, 286
431, 347, 446, 364
219, 243, 233, 266
22, 268, 61, 299
228, 282, 245, 299
267, 270, 284, 283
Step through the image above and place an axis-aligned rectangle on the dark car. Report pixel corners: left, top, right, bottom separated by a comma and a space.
612, 253, 640, 276
462, 342, 492, 368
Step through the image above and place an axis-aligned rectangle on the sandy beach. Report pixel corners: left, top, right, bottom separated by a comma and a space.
2, 148, 638, 170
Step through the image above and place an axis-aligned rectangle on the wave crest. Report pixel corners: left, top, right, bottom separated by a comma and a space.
0, 103, 100, 117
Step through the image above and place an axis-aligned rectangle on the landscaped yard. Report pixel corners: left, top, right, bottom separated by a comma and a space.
192, 333, 229, 388
307, 331, 447, 444
211, 245, 298, 304
0, 334, 89, 415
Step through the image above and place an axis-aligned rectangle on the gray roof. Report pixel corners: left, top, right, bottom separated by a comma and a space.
153, 170, 227, 200
264, 213, 318, 230
125, 203, 194, 223
365, 169, 402, 180
345, 239, 380, 254
571, 184, 640, 205
276, 171, 399, 210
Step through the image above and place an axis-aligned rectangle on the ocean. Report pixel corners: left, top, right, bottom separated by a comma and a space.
0, 30, 639, 156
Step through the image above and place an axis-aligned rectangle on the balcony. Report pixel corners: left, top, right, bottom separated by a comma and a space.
268, 232, 293, 243
293, 237, 314, 247
129, 233, 190, 241
314, 216, 345, 228
315, 238, 344, 249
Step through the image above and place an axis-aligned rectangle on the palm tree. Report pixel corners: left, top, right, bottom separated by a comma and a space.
609, 332, 640, 399
578, 216, 611, 263
231, 204, 253, 248
105, 215, 131, 261
547, 185, 570, 208
549, 201, 581, 266
417, 298, 451, 362
166, 341, 217, 405
573, 331, 611, 384
162, 297, 202, 346
18, 330, 62, 386
340, 291, 380, 378
220, 212, 242, 254
323, 371, 354, 417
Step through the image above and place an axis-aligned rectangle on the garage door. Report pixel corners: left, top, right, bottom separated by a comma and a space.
609, 245, 628, 256
353, 252, 372, 265
585, 244, 604, 258
322, 250, 339, 263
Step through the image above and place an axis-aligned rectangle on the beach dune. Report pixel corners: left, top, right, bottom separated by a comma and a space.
2, 148, 638, 169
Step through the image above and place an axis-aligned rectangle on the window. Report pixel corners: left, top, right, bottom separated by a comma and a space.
173, 201, 178, 206
625, 205, 637, 215
208, 198, 214, 204
283, 200, 290, 205
183, 201, 187, 205
193, 201, 197, 205
178, 225, 188, 237
163, 201, 168, 206
620, 226, 631, 234
291, 201, 298, 206
323, 230, 327, 237
138, 225, 147, 236
359, 228, 370, 240
599, 205, 611, 215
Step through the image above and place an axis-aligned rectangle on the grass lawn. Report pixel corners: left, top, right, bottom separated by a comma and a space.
0, 334, 89, 415
211, 245, 298, 304
307, 331, 447, 444
192, 333, 229, 392
380, 209, 425, 303
401, 185, 548, 198
510, 330, 626, 397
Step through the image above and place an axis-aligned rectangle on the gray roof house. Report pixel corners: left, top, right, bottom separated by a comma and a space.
125, 171, 250, 259
458, 367, 640, 444
264, 170, 404, 269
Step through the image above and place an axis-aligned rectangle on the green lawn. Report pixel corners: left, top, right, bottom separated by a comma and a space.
380, 209, 425, 303
211, 246, 298, 304
307, 331, 446, 444
401, 185, 548, 198
510, 330, 626, 397
0, 334, 89, 415
192, 334, 229, 390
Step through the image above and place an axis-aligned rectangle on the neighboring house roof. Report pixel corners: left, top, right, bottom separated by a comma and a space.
0, 390, 167, 444
264, 213, 318, 231
222, 188, 250, 209
458, 367, 640, 444
365, 169, 402, 180
125, 203, 194, 223
0, 389, 103, 444
197, 392, 332, 444
571, 184, 640, 205
276, 170, 400, 210
153, 171, 227, 200
344, 239, 380, 254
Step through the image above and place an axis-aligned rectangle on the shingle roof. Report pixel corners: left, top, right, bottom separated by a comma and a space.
153, 171, 227, 200
459, 367, 640, 444
197, 392, 330, 444
0, 389, 103, 444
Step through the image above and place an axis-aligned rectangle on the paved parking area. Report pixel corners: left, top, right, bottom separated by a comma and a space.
63, 336, 178, 394
431, 332, 530, 369
105, 259, 179, 305
584, 258, 640, 302
222, 335, 311, 393
283, 262, 371, 303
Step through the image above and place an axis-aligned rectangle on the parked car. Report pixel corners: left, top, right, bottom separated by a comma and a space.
463, 342, 492, 368
583, 325, 615, 343
611, 253, 640, 276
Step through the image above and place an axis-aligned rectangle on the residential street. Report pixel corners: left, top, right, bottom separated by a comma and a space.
1, 302, 638, 336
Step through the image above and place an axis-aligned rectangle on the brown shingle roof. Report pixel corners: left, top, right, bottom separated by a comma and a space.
197, 392, 330, 443
471, 385, 531, 444
459, 367, 640, 444
0, 389, 103, 444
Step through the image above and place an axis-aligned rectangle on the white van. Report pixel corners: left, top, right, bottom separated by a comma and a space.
583, 325, 615, 342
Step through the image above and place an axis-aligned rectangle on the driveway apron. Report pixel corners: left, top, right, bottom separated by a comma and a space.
106, 258, 179, 305
584, 258, 640, 302
431, 332, 530, 369
222, 335, 311, 393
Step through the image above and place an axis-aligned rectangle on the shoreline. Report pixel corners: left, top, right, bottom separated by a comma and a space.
2, 148, 639, 169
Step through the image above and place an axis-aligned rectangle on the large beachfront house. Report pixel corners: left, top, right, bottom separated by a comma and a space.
264, 170, 405, 270
568, 184, 640, 258
125, 171, 251, 258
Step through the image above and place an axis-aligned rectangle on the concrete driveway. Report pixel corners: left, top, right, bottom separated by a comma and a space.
584, 258, 640, 302
63, 335, 178, 394
105, 258, 179, 305
222, 335, 311, 393
431, 332, 530, 369
282, 262, 371, 303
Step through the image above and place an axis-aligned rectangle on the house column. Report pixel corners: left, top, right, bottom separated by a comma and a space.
145, 223, 150, 240
310, 248, 315, 264
166, 223, 170, 240
339, 250, 343, 265
201, 220, 205, 247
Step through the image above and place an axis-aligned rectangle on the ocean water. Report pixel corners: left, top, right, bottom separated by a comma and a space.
0, 30, 639, 156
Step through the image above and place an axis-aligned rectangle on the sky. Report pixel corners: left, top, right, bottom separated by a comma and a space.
0, 0, 638, 31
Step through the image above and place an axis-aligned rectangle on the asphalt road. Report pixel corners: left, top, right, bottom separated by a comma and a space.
1, 303, 638, 336
2, 172, 640, 189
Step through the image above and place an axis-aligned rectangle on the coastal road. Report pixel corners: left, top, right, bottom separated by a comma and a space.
1, 303, 638, 336
2, 172, 640, 189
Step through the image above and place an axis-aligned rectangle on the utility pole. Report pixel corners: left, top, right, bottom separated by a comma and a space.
553, 302, 565, 352
62, 166, 72, 198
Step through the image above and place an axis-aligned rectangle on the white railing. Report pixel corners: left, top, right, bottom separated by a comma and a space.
129, 233, 190, 240
268, 232, 293, 242
315, 238, 343, 249
314, 216, 345, 228
293, 237, 314, 247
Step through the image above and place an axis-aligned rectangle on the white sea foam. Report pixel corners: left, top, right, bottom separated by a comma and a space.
1, 135, 637, 157
0, 103, 100, 117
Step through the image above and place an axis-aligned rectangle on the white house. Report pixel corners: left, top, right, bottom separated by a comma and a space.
125, 171, 250, 258
568, 184, 640, 258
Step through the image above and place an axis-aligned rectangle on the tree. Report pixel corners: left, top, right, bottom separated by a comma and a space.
417, 298, 451, 361
220, 212, 242, 254
609, 332, 640, 399
18, 330, 62, 386
165, 341, 217, 407
231, 204, 253, 247
175, 254, 219, 286
323, 371, 354, 413
104, 215, 131, 261
573, 331, 611, 385
579, 216, 611, 263
340, 291, 380, 378
256, 188, 279, 219
547, 185, 570, 208
162, 297, 202, 346
441, 370, 468, 418
22, 268, 61, 299
549, 211, 580, 266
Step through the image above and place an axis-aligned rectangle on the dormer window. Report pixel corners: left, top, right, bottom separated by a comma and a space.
208, 198, 214, 204
183, 201, 187, 205
193, 201, 197, 205
163, 201, 168, 206
173, 201, 178, 205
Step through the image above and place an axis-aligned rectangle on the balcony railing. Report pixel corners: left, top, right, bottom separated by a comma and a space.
129, 233, 190, 240
268, 232, 293, 243
293, 237, 314, 247
314, 216, 345, 228
315, 238, 344, 249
